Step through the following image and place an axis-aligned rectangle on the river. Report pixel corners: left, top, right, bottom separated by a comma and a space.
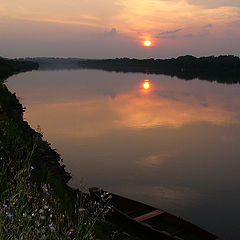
6, 68, 240, 239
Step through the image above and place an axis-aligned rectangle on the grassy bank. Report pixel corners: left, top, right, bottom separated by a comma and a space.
0, 59, 111, 239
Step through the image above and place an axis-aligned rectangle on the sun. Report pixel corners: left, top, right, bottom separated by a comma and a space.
144, 40, 151, 47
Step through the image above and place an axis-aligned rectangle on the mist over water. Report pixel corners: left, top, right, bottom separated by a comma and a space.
6, 69, 240, 240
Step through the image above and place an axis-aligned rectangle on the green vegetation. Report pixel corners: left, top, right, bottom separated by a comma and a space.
0, 114, 111, 239
0, 59, 111, 239
80, 55, 240, 84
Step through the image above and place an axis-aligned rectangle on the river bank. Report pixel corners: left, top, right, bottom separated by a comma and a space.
0, 59, 73, 199
0, 59, 102, 239
0, 96, 108, 239
0, 58, 141, 239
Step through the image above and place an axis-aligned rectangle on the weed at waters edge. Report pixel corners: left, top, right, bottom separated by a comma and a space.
0, 114, 111, 239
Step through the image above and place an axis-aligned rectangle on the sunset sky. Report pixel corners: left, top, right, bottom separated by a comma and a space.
0, 0, 240, 58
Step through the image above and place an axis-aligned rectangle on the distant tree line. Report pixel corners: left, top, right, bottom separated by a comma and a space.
0, 57, 39, 117
0, 57, 39, 82
79, 55, 240, 84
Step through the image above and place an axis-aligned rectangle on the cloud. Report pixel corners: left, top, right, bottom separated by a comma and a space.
168, 35, 177, 39
193, 25, 213, 37
154, 28, 182, 39
155, 35, 177, 39
184, 33, 194, 38
202, 24, 213, 28
104, 28, 118, 37
158, 28, 182, 35
228, 20, 240, 27
198, 29, 210, 36
186, 0, 240, 8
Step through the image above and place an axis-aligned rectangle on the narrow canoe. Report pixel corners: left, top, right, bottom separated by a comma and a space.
89, 187, 223, 240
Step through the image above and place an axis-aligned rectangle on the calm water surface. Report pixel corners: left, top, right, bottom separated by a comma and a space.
6, 69, 240, 239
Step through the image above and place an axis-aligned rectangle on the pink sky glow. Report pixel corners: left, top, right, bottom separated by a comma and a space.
0, 0, 239, 58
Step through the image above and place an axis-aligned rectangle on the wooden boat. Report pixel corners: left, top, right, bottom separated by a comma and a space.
89, 187, 223, 240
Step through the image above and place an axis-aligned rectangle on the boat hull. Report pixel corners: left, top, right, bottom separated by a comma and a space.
89, 188, 223, 240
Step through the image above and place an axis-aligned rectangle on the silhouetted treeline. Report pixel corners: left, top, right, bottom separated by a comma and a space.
0, 57, 39, 81
0, 57, 39, 117
79, 55, 240, 84
17, 57, 88, 70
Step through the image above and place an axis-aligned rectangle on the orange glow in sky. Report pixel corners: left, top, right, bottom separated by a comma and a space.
0, 0, 240, 57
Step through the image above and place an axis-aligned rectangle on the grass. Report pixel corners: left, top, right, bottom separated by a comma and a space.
0, 104, 111, 240
0, 59, 116, 239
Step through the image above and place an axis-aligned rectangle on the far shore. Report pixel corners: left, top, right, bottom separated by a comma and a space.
14, 54, 240, 84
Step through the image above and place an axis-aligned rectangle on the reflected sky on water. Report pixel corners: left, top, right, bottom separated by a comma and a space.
6, 69, 240, 239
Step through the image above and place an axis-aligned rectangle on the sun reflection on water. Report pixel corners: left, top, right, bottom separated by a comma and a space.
142, 79, 151, 91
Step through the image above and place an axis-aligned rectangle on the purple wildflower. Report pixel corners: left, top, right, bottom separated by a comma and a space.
30, 166, 35, 170
68, 231, 72, 235
6, 212, 13, 217
3, 204, 7, 208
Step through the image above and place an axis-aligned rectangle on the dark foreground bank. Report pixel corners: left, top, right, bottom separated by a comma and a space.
0, 58, 140, 239
0, 59, 90, 239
